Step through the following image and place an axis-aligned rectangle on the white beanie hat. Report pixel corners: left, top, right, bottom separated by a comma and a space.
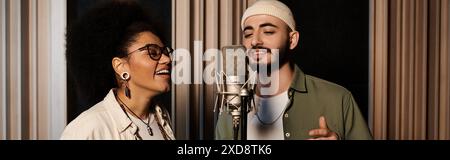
241, 0, 296, 32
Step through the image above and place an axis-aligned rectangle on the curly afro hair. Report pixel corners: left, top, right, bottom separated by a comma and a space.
66, 0, 164, 114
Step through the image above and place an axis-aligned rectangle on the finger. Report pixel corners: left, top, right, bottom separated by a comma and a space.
308, 129, 329, 137
307, 137, 333, 140
319, 116, 328, 129
312, 137, 333, 140
329, 135, 338, 140
329, 132, 339, 140
307, 134, 339, 140
314, 133, 339, 140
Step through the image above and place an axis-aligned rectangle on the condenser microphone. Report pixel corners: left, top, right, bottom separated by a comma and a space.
214, 45, 256, 140
223, 46, 246, 108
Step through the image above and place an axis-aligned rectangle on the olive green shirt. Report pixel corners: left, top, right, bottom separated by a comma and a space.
215, 65, 373, 140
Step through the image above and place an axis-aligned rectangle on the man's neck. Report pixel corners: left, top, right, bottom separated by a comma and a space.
256, 62, 294, 97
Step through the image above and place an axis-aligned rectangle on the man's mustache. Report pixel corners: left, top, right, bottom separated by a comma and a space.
247, 46, 272, 54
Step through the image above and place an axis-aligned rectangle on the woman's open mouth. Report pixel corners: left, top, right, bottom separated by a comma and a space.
155, 68, 171, 79
156, 69, 170, 75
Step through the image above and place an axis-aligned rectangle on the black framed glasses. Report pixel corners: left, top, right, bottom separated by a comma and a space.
127, 44, 174, 61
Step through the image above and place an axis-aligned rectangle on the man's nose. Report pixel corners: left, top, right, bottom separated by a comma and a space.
251, 33, 263, 47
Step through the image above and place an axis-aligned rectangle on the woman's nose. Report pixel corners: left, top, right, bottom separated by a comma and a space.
159, 53, 171, 64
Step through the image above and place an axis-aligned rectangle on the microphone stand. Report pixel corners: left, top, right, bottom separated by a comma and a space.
230, 108, 240, 140
239, 88, 250, 140
229, 88, 250, 140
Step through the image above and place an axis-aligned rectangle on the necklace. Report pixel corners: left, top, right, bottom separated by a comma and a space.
116, 95, 154, 136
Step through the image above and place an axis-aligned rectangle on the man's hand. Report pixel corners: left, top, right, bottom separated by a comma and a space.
307, 116, 339, 140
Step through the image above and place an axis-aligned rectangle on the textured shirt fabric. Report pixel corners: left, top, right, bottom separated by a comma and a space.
215, 65, 373, 140
61, 89, 175, 140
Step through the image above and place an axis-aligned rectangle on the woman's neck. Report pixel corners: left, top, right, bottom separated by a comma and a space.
116, 87, 155, 119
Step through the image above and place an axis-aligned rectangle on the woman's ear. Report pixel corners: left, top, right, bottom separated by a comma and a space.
112, 57, 128, 76
289, 31, 300, 50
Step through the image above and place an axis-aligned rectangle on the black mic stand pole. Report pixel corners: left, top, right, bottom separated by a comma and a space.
230, 88, 250, 140
239, 88, 250, 140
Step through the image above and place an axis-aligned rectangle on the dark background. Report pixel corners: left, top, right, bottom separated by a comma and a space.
281, 0, 369, 121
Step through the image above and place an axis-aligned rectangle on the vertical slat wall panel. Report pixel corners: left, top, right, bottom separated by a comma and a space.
192, 0, 204, 140
0, 0, 66, 140
36, 0, 50, 139
204, 0, 219, 140
220, 0, 233, 48
439, 0, 449, 140
368, 0, 374, 132
371, 0, 450, 140
7, 0, 23, 140
399, 0, 414, 140
172, 0, 256, 139
27, 0, 38, 140
387, 0, 401, 139
371, 0, 389, 140
0, 0, 7, 140
48, 0, 66, 139
413, 0, 427, 140
172, 0, 191, 140
428, 0, 441, 140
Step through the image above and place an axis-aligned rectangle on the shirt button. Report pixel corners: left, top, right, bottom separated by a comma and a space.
285, 132, 291, 138
284, 113, 289, 118
288, 89, 293, 97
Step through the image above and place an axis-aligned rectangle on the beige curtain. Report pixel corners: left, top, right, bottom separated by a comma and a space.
370, 0, 450, 140
0, 0, 67, 140
172, 0, 257, 140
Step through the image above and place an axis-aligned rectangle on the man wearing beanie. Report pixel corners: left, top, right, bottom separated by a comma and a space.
215, 0, 372, 140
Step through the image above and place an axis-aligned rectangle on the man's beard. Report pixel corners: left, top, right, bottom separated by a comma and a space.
248, 43, 290, 74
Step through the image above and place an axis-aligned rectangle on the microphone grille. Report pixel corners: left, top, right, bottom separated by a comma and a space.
221, 45, 247, 84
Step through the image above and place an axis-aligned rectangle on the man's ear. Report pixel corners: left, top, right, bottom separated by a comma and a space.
112, 57, 128, 76
289, 31, 300, 50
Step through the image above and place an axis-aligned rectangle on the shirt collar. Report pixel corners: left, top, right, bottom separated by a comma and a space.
290, 65, 308, 93
103, 89, 137, 134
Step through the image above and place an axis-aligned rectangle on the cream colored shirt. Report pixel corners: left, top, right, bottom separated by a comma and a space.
60, 89, 175, 140
129, 113, 165, 140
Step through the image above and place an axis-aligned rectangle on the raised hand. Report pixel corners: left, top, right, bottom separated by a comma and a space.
307, 116, 339, 140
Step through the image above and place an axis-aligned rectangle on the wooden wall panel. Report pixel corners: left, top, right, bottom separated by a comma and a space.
371, 0, 450, 140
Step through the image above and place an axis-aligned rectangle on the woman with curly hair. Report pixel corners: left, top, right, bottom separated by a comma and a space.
61, 0, 174, 140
